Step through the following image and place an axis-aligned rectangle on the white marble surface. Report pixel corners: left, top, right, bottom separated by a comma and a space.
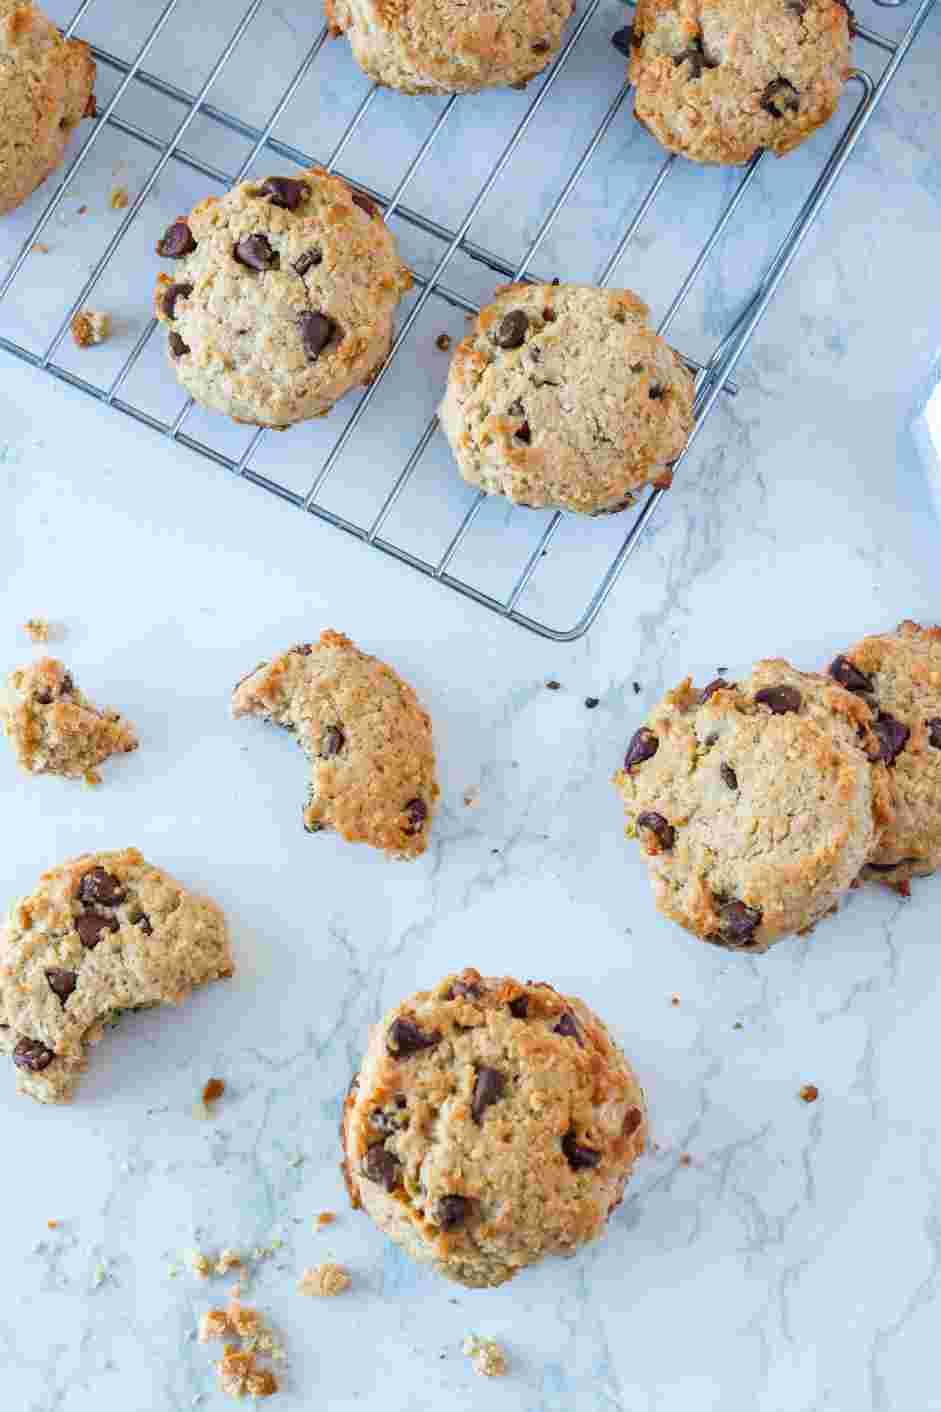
2, 0, 941, 1407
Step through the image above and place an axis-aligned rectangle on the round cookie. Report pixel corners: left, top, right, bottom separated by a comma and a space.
439, 282, 695, 515
232, 630, 439, 860
828, 621, 941, 887
614, 660, 895, 952
0, 0, 96, 217
325, 0, 573, 95
627, 0, 852, 166
0, 849, 234, 1104
153, 168, 411, 428
341, 968, 648, 1287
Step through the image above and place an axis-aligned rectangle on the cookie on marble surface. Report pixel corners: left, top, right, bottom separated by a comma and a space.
439, 282, 695, 515
614, 659, 895, 952
325, 0, 573, 94
0, 0, 95, 217
627, 0, 852, 165
0, 849, 234, 1103
828, 620, 941, 887
341, 968, 648, 1287
0, 657, 138, 780
232, 630, 438, 860
153, 167, 411, 428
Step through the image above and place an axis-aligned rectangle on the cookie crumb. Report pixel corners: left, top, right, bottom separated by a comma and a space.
584, 696, 599, 709
678, 1153, 692, 1167
216, 1249, 243, 1276
435, 333, 451, 351
194, 1077, 226, 1118
83, 768, 102, 787
314, 1211, 336, 1229
186, 1248, 213, 1280
77, 204, 88, 215
463, 787, 480, 808
70, 309, 112, 348
799, 1084, 819, 1104
23, 618, 52, 643
298, 1262, 351, 1297
216, 1348, 278, 1400
670, 994, 679, 1006
198, 1308, 231, 1343
110, 186, 129, 210
462, 1335, 508, 1378
546, 679, 561, 691
32, 242, 50, 254
47, 1219, 58, 1229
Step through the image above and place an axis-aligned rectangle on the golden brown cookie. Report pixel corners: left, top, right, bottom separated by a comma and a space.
0, 657, 138, 780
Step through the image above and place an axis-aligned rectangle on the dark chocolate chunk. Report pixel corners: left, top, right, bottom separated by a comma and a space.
562, 1128, 601, 1171
672, 39, 717, 79
437, 1195, 469, 1229
403, 798, 427, 835
649, 384, 664, 400
760, 77, 800, 119
868, 859, 918, 873
829, 655, 873, 695
637, 811, 675, 850
700, 677, 733, 703
320, 725, 344, 758
168, 331, 190, 358
78, 867, 125, 906
45, 968, 77, 1002
471, 1066, 505, 1123
552, 1011, 583, 1045
136, 914, 153, 936
717, 899, 762, 948
516, 421, 532, 444
294, 249, 322, 276
387, 1017, 440, 1058
13, 1037, 55, 1072
721, 763, 738, 791
531, 38, 550, 52
754, 685, 801, 715
260, 176, 308, 210
363, 1145, 400, 1191
494, 311, 528, 350
623, 727, 659, 769
928, 718, 941, 749
448, 978, 482, 999
162, 282, 193, 320
873, 712, 910, 766
298, 311, 335, 361
623, 1106, 643, 1137
508, 994, 528, 1018
156, 221, 196, 258
610, 25, 634, 56
76, 912, 119, 949
233, 234, 277, 271
351, 189, 379, 219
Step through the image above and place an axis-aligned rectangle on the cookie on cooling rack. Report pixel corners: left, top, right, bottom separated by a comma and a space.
232, 630, 439, 860
153, 168, 411, 429
326, 0, 574, 94
0, 0, 95, 217
827, 621, 941, 888
626, 0, 852, 165
439, 282, 695, 516
341, 968, 648, 1287
613, 660, 895, 952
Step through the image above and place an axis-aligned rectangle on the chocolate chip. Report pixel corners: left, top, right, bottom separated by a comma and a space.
868, 859, 918, 873
624, 727, 659, 769
233, 234, 277, 271
35, 690, 53, 705
630, 362, 644, 373
351, 190, 379, 218
260, 176, 308, 210
61, 673, 74, 693
531, 38, 550, 52
785, 0, 806, 13
363, 1145, 400, 1191
928, 718, 941, 749
387, 1017, 439, 1058
508, 994, 528, 1018
623, 1106, 643, 1137
672, 39, 717, 79
403, 798, 427, 835
585, 697, 600, 709
472, 1066, 505, 1123
873, 712, 910, 766
369, 1107, 400, 1133
448, 978, 482, 999
294, 249, 322, 276
637, 811, 675, 850
437, 1195, 468, 1229
700, 677, 732, 704
13, 1037, 55, 1072
754, 685, 801, 715
760, 77, 800, 119
717, 899, 762, 948
136, 914, 153, 935
320, 725, 344, 757
721, 763, 738, 791
507, 399, 524, 417
78, 867, 125, 906
494, 311, 528, 350
552, 1011, 583, 1045
610, 25, 634, 56
516, 421, 532, 444
168, 331, 189, 358
829, 655, 873, 695
76, 912, 119, 949
162, 282, 193, 320
562, 1128, 601, 1171
156, 221, 196, 258
45, 968, 77, 1002
298, 311, 335, 362
649, 384, 664, 400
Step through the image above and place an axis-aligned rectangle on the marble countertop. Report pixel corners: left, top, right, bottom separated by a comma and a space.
2, 1, 941, 1407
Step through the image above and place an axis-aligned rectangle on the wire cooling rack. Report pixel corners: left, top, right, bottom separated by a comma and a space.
0, 0, 935, 639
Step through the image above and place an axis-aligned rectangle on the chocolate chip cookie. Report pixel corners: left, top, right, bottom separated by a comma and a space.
627, 0, 852, 165
1, 657, 138, 779
439, 283, 695, 515
232, 630, 438, 860
0, 849, 234, 1103
326, 0, 573, 94
341, 968, 648, 1287
827, 621, 941, 887
0, 0, 95, 216
154, 168, 411, 428
614, 660, 895, 952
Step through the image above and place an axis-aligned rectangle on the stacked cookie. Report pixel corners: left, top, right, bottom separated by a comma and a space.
614, 622, 941, 952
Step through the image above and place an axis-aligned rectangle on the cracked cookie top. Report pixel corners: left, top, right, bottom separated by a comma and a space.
153, 168, 412, 428
0, 657, 138, 780
232, 630, 439, 861
827, 620, 941, 887
341, 968, 647, 1287
0, 849, 233, 1103
439, 282, 695, 515
614, 659, 895, 952
627, 0, 852, 165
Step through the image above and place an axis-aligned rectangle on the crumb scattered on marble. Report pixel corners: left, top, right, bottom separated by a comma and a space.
678, 1153, 692, 1168
203, 1077, 225, 1104
216, 1249, 243, 1275
186, 1248, 213, 1280
799, 1084, 819, 1104
32, 242, 50, 254
110, 185, 129, 210
70, 309, 112, 348
83, 768, 102, 787
23, 618, 52, 642
216, 1348, 279, 1400
463, 787, 480, 808
670, 994, 680, 1007
77, 204, 88, 215
298, 1263, 351, 1297
462, 1335, 508, 1378
435, 333, 451, 351
546, 679, 561, 691
314, 1212, 336, 1229
584, 696, 599, 709
47, 1219, 58, 1229
199, 1291, 285, 1398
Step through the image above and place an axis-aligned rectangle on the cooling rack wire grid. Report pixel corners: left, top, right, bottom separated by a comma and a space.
0, 0, 935, 638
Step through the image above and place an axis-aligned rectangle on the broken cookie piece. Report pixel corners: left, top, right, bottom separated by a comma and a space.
70, 309, 112, 347
1, 658, 138, 780
0, 849, 234, 1103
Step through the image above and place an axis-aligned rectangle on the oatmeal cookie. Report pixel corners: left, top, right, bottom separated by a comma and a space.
439, 282, 694, 515
154, 168, 411, 428
614, 659, 895, 951
0, 849, 233, 1103
341, 968, 648, 1287
0, 657, 138, 779
232, 630, 438, 860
